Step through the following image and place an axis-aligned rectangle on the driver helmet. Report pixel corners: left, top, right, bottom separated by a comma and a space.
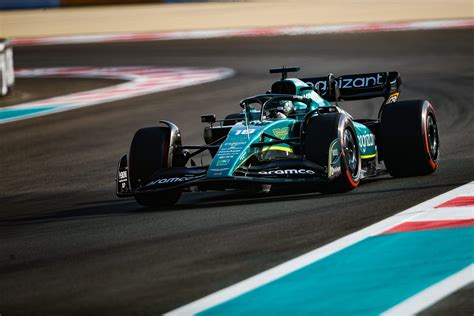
269, 101, 295, 119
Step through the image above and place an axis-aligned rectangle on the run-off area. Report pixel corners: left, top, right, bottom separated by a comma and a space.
170, 183, 474, 315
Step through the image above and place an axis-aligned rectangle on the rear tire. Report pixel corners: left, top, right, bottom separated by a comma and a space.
304, 113, 361, 193
380, 100, 439, 177
129, 127, 182, 207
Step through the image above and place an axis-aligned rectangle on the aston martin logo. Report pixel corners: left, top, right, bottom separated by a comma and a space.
272, 127, 289, 139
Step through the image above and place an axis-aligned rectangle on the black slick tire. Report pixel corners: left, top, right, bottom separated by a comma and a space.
380, 100, 439, 177
304, 113, 361, 193
129, 127, 182, 207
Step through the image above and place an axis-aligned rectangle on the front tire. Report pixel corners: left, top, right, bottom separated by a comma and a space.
129, 127, 182, 207
380, 100, 439, 177
304, 113, 361, 193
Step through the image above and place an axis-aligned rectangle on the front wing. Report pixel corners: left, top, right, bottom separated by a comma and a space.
116, 156, 332, 197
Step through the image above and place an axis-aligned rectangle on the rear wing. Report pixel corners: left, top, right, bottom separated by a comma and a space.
301, 71, 401, 103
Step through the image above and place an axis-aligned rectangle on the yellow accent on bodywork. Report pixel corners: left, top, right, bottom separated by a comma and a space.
233, 145, 294, 171
361, 153, 376, 159
260, 145, 293, 153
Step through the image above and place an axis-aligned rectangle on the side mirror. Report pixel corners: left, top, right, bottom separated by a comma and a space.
201, 114, 216, 123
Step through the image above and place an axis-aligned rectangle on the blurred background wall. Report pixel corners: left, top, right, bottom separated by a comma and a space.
0, 0, 60, 10
1, 0, 471, 38
0, 0, 210, 10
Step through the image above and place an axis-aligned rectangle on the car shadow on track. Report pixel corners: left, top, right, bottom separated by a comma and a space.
0, 179, 464, 227
0, 198, 137, 227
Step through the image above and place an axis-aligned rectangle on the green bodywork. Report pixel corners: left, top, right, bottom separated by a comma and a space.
207, 78, 376, 179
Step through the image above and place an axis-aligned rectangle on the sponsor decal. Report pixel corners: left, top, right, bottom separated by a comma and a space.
315, 73, 384, 91
329, 139, 342, 178
117, 170, 129, 191
118, 171, 128, 181
357, 134, 375, 148
216, 159, 230, 166
235, 129, 256, 135
209, 168, 228, 172
214, 140, 247, 168
258, 169, 316, 176
146, 176, 194, 186
272, 127, 289, 139
386, 92, 400, 104
225, 141, 247, 147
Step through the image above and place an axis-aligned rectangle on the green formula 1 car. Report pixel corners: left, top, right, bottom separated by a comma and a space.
116, 67, 439, 207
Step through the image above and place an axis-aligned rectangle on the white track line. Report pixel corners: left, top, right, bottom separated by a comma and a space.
167, 182, 474, 315
11, 19, 474, 47
382, 264, 474, 316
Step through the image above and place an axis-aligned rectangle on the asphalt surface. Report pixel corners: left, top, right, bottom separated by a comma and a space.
1, 29, 473, 315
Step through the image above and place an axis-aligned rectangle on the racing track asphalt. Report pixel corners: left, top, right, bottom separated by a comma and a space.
0, 29, 473, 315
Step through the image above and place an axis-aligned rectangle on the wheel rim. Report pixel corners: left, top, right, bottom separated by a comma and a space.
343, 128, 359, 178
427, 114, 439, 160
